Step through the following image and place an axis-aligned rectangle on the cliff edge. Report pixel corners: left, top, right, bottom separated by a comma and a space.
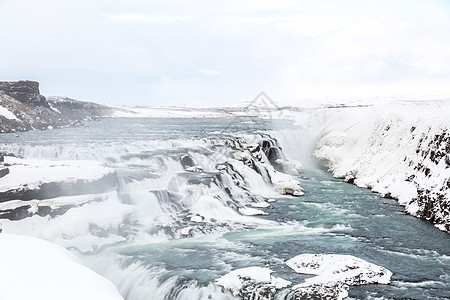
0, 80, 115, 133
314, 101, 450, 233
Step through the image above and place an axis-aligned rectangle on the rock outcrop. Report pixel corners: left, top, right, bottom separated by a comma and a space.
0, 80, 49, 107
0, 80, 115, 133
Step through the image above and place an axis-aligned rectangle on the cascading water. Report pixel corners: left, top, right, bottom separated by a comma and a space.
1, 117, 449, 299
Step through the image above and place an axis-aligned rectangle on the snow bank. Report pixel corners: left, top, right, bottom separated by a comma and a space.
314, 101, 450, 232
0, 233, 124, 300
286, 254, 392, 299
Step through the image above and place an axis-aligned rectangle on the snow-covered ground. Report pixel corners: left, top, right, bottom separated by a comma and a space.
113, 105, 237, 118
112, 104, 301, 120
0, 233, 124, 300
313, 100, 450, 232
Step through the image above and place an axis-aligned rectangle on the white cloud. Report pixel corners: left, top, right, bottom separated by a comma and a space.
197, 70, 222, 76
102, 13, 191, 23
0, 0, 449, 105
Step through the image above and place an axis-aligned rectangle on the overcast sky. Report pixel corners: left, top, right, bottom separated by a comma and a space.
1, 0, 450, 106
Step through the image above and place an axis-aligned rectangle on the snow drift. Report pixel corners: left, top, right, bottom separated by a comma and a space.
0, 233, 124, 300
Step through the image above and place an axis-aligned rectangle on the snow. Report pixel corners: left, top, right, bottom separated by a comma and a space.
267, 166, 305, 196
313, 100, 450, 232
267, 167, 305, 196
112, 105, 236, 118
275, 180, 305, 196
286, 254, 392, 285
190, 215, 204, 222
232, 151, 253, 161
47, 101, 61, 113
0, 105, 18, 120
0, 233, 124, 300
216, 266, 291, 295
216, 254, 391, 298
180, 226, 192, 235
286, 254, 392, 299
0, 156, 116, 192
251, 202, 270, 208
238, 206, 268, 216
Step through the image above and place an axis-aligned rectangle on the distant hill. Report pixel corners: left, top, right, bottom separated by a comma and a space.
0, 80, 115, 133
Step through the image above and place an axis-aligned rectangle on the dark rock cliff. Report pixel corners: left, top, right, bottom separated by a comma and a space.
0, 80, 49, 107
0, 80, 115, 133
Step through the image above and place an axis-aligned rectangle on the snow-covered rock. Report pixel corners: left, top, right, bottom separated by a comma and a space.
0, 156, 118, 203
267, 166, 305, 196
215, 254, 391, 299
216, 266, 291, 298
314, 101, 450, 233
0, 192, 133, 252
0, 233, 124, 300
190, 215, 204, 222
180, 226, 193, 236
232, 151, 253, 162
286, 254, 392, 299
275, 180, 305, 196
228, 136, 305, 198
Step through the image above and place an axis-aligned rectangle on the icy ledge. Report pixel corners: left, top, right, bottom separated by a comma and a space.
216, 254, 391, 299
0, 156, 118, 203
0, 233, 124, 300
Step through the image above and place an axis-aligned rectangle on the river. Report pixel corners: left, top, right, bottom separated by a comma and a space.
1, 117, 449, 299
